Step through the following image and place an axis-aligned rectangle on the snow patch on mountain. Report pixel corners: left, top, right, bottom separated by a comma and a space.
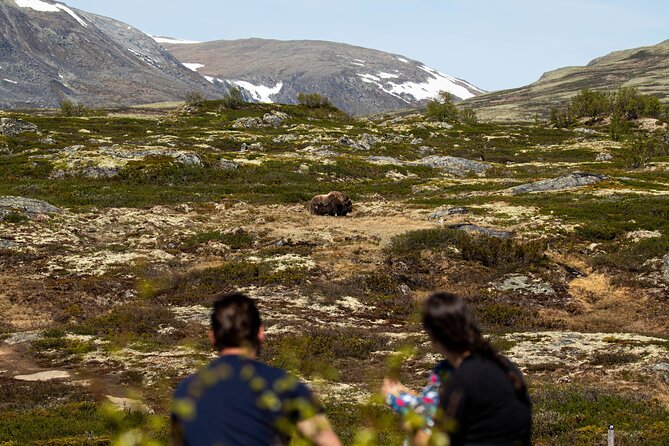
152, 36, 201, 45
378, 72, 400, 79
14, 0, 88, 27
232, 81, 284, 103
183, 63, 205, 72
359, 65, 484, 101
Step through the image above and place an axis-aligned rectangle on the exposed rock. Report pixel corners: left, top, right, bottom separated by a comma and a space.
574, 128, 597, 135
262, 112, 289, 128
232, 117, 263, 129
662, 254, 669, 282
0, 238, 15, 249
653, 363, 669, 373
417, 146, 435, 155
174, 152, 202, 166
626, 230, 662, 242
428, 207, 469, 220
310, 191, 352, 217
416, 156, 491, 175
368, 156, 403, 165
496, 274, 556, 295
14, 371, 71, 382
80, 166, 119, 178
0, 196, 61, 215
3, 331, 42, 345
340, 134, 379, 151
0, 118, 38, 136
507, 173, 607, 195
273, 134, 299, 143
596, 152, 613, 162
410, 138, 424, 145
218, 159, 240, 170
448, 223, 513, 239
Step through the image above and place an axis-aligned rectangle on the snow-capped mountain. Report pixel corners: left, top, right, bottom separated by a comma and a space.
0, 0, 218, 108
160, 38, 485, 116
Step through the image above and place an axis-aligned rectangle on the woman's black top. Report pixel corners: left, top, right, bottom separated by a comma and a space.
437, 353, 532, 446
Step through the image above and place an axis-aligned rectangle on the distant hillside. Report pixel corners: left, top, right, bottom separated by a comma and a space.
464, 40, 669, 121
0, 0, 218, 109
161, 38, 485, 116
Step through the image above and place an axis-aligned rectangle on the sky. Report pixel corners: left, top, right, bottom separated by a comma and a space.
64, 0, 669, 92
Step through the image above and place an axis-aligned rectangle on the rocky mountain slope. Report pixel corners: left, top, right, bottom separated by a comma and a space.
465, 39, 669, 121
0, 0, 219, 108
161, 38, 485, 115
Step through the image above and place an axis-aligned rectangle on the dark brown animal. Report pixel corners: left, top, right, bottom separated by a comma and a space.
309, 191, 352, 216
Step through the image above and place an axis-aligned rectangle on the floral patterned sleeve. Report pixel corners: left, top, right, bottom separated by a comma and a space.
385, 360, 451, 429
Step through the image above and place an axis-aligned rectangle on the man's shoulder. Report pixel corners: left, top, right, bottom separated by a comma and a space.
174, 357, 307, 398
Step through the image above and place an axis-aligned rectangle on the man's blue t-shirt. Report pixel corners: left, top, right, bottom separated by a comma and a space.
172, 355, 320, 446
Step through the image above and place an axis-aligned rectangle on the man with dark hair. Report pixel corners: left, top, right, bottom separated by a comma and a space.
171, 293, 341, 446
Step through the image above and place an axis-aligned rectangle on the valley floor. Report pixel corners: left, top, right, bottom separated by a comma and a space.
0, 102, 668, 445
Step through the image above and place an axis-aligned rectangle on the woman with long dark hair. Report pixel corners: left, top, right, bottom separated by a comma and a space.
420, 292, 532, 446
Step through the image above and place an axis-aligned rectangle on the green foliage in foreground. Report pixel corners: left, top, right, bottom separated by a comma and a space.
532, 386, 669, 445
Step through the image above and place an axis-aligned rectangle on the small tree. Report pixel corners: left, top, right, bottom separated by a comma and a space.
459, 108, 478, 125
425, 91, 459, 122
59, 99, 89, 117
570, 89, 611, 120
549, 106, 575, 128
297, 93, 331, 108
222, 86, 245, 109
185, 91, 206, 107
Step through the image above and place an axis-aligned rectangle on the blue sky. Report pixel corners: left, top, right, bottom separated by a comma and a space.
65, 0, 669, 92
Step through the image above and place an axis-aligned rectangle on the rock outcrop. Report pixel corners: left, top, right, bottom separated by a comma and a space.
417, 156, 492, 176
428, 207, 469, 220
0, 196, 61, 216
0, 118, 38, 136
507, 173, 607, 195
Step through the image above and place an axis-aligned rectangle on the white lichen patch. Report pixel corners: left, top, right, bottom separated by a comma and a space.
47, 249, 175, 276
503, 331, 668, 371
245, 254, 316, 272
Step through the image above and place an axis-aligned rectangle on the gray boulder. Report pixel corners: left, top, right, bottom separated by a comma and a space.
448, 223, 513, 239
340, 134, 379, 151
174, 152, 202, 166
368, 156, 403, 165
219, 159, 240, 170
662, 254, 669, 282
497, 274, 556, 295
417, 156, 491, 175
262, 112, 289, 128
232, 117, 263, 129
0, 196, 61, 215
429, 207, 469, 220
507, 173, 607, 195
80, 166, 119, 178
595, 152, 613, 162
0, 118, 38, 136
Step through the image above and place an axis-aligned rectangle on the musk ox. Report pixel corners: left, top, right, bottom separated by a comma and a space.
309, 191, 352, 217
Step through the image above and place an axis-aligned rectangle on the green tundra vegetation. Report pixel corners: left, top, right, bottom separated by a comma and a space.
0, 97, 668, 445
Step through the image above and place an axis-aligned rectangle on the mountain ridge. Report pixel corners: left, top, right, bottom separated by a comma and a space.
465, 39, 669, 121
161, 37, 485, 116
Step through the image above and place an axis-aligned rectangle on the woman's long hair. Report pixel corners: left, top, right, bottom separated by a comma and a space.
422, 292, 528, 401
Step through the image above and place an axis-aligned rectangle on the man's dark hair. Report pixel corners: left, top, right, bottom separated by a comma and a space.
211, 293, 262, 351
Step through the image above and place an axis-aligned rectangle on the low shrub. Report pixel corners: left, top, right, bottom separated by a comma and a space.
388, 228, 545, 272
180, 230, 254, 251
532, 386, 669, 445
297, 93, 331, 108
